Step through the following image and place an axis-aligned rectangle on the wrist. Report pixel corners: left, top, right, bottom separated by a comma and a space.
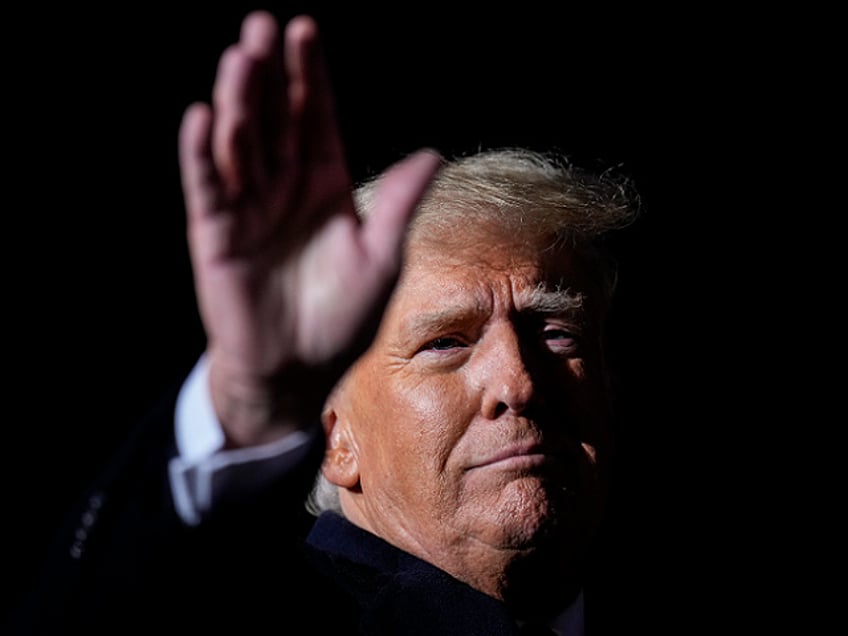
207, 353, 332, 448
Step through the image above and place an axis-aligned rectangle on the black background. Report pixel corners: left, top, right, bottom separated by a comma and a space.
6, 3, 830, 631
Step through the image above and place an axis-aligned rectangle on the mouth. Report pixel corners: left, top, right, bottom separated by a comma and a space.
468, 442, 561, 471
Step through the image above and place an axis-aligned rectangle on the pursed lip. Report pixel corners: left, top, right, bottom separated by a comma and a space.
468, 441, 559, 470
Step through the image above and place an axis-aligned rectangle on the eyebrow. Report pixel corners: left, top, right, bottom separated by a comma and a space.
522, 284, 585, 315
403, 303, 489, 339
401, 287, 585, 341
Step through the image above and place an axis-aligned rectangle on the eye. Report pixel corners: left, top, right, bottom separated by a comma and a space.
419, 336, 466, 352
541, 327, 579, 353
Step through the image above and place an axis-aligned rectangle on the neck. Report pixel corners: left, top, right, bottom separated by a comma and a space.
501, 548, 583, 621
439, 541, 584, 622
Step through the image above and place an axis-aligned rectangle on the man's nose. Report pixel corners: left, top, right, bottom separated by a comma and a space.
476, 326, 536, 419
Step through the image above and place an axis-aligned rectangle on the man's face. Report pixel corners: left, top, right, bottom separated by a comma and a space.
324, 227, 612, 568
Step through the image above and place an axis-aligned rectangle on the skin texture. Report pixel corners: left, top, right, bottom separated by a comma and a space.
323, 225, 612, 610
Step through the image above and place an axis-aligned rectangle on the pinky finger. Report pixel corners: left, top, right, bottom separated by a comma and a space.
179, 102, 225, 222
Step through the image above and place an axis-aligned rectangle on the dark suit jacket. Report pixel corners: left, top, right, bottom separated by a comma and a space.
9, 384, 627, 635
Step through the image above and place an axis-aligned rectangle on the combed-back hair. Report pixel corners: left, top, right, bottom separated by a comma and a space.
305, 147, 640, 517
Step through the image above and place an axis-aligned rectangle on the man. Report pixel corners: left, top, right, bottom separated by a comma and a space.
13, 11, 638, 635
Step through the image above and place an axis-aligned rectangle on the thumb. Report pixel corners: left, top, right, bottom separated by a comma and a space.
360, 149, 443, 272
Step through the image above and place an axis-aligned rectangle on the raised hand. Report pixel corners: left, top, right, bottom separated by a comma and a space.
178, 12, 441, 445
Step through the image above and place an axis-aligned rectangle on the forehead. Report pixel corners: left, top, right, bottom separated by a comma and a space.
397, 230, 591, 307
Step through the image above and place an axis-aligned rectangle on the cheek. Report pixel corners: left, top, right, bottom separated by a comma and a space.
369, 375, 476, 473
408, 377, 470, 425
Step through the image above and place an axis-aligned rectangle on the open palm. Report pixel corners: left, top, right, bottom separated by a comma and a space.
179, 13, 440, 444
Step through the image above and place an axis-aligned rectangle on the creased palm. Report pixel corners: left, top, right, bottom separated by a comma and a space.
178, 13, 441, 443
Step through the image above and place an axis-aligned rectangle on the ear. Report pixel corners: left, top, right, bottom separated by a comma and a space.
320, 405, 360, 489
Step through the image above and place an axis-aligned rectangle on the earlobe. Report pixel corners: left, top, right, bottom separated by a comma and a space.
321, 407, 360, 489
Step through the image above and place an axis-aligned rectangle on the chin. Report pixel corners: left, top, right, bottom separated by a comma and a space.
485, 477, 585, 550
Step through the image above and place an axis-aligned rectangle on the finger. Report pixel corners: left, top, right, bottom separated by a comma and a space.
180, 102, 239, 267
179, 102, 222, 223
239, 11, 286, 183
282, 16, 346, 175
361, 149, 444, 272
239, 11, 280, 59
211, 44, 266, 200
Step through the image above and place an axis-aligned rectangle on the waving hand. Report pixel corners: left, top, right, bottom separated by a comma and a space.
179, 13, 441, 445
